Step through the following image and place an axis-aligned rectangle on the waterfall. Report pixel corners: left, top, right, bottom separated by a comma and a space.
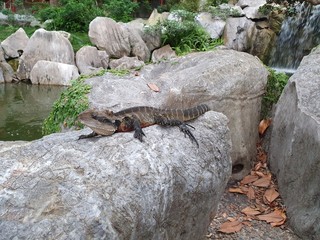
268, 2, 320, 72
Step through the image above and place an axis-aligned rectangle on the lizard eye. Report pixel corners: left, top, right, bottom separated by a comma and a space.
114, 120, 121, 127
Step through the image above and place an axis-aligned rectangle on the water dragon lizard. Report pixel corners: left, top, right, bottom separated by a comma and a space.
78, 104, 210, 147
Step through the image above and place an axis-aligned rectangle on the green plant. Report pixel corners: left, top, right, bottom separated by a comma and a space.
258, 4, 274, 15
146, 17, 223, 55
108, 68, 130, 76
42, 75, 92, 135
205, 0, 228, 7
261, 68, 289, 118
36, 0, 104, 32
207, 5, 241, 20
104, 0, 138, 22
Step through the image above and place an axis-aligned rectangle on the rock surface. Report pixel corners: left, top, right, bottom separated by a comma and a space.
109, 56, 145, 70
151, 44, 177, 63
0, 47, 14, 83
269, 47, 320, 239
0, 111, 232, 240
30, 60, 79, 86
0, 27, 29, 59
76, 46, 109, 74
223, 17, 255, 52
16, 29, 75, 80
195, 12, 226, 39
85, 49, 268, 180
89, 17, 131, 59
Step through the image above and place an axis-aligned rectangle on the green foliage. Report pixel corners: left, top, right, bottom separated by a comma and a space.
108, 68, 130, 76
157, 0, 200, 13
178, 0, 200, 12
258, 4, 274, 15
261, 68, 289, 118
205, 0, 228, 7
146, 11, 223, 56
207, 5, 242, 20
69, 32, 92, 52
0, 25, 37, 41
104, 0, 138, 22
42, 75, 93, 135
36, 0, 104, 32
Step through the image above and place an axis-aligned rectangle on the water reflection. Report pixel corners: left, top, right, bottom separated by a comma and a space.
0, 83, 66, 141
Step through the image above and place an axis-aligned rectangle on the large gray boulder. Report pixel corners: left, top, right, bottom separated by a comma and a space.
30, 60, 79, 86
195, 12, 226, 40
76, 46, 109, 74
86, 49, 268, 180
89, 17, 131, 59
0, 111, 232, 240
89, 17, 151, 62
0, 47, 14, 83
223, 17, 255, 51
122, 22, 151, 62
16, 29, 75, 81
1, 27, 29, 59
269, 47, 320, 239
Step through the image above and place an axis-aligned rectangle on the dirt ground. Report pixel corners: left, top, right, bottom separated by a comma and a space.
207, 135, 301, 240
207, 181, 301, 240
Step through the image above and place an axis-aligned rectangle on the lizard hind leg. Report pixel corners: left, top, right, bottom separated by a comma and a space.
179, 123, 199, 148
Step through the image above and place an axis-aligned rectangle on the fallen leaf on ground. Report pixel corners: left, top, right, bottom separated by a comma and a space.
228, 187, 244, 194
247, 186, 256, 200
241, 206, 261, 216
254, 162, 263, 171
218, 220, 243, 233
258, 119, 272, 135
241, 175, 259, 185
255, 171, 266, 177
264, 188, 280, 203
253, 176, 271, 187
147, 83, 160, 92
257, 209, 286, 225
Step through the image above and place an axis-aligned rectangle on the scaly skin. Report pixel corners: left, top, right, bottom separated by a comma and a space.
78, 104, 210, 147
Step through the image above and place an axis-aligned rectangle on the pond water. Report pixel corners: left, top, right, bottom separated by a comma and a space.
0, 83, 66, 141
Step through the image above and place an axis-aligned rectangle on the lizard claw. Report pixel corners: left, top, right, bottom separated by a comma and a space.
179, 123, 199, 148
134, 128, 146, 142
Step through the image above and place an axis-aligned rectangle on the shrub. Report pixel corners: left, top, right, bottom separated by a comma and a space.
42, 75, 92, 134
261, 68, 289, 118
146, 10, 223, 55
207, 5, 242, 20
104, 0, 138, 22
36, 0, 104, 32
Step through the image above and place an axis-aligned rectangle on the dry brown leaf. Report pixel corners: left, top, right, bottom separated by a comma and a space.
218, 220, 243, 233
258, 119, 272, 135
253, 177, 271, 187
147, 83, 160, 92
254, 162, 263, 171
227, 217, 237, 222
255, 171, 266, 177
241, 207, 261, 216
247, 186, 256, 200
239, 186, 249, 193
257, 209, 285, 224
228, 187, 244, 194
264, 188, 280, 203
241, 175, 259, 185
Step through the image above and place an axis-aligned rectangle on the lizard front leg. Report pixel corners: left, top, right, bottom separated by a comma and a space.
154, 117, 199, 147
79, 131, 98, 139
132, 117, 146, 142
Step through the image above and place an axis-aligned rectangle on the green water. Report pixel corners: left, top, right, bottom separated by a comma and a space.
0, 83, 66, 141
